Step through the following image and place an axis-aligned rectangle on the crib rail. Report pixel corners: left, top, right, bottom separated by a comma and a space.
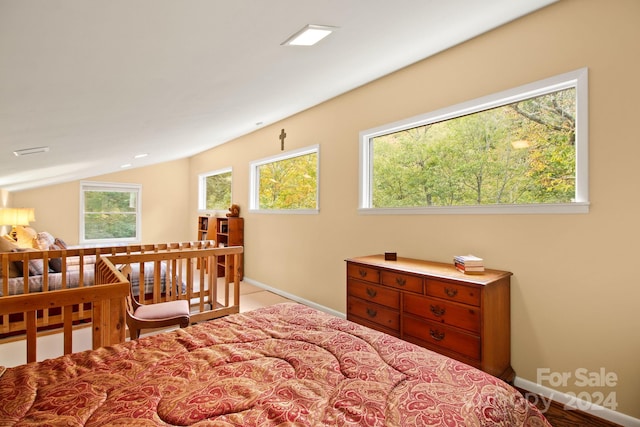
0, 258, 128, 363
106, 245, 243, 324
0, 241, 241, 344
0, 242, 243, 364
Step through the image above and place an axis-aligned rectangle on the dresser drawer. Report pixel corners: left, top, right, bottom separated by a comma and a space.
403, 293, 480, 333
347, 296, 399, 332
348, 280, 400, 309
403, 316, 480, 360
426, 279, 480, 306
347, 263, 380, 284
381, 271, 423, 293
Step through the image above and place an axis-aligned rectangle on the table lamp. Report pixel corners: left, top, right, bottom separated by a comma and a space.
0, 207, 34, 241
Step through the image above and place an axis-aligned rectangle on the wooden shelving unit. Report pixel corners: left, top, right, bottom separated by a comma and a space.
197, 215, 210, 241
196, 216, 244, 279
214, 217, 243, 280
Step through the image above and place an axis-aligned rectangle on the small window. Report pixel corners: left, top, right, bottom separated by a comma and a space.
80, 182, 141, 244
249, 145, 319, 213
359, 68, 589, 214
198, 168, 232, 211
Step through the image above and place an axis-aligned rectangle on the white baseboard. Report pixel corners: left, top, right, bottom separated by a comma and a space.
515, 376, 640, 427
242, 277, 346, 319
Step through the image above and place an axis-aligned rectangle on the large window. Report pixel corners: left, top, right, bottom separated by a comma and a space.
360, 68, 589, 214
249, 145, 319, 213
198, 168, 232, 211
80, 182, 141, 244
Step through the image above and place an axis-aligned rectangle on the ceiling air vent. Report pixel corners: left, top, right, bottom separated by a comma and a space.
13, 146, 50, 156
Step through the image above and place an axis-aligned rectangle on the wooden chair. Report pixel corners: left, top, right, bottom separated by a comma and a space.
121, 264, 190, 340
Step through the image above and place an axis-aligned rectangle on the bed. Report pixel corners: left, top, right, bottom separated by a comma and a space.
0, 302, 550, 426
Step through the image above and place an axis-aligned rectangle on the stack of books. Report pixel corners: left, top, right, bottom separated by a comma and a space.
453, 255, 485, 274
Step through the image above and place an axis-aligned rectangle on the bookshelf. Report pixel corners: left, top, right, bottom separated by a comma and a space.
196, 215, 244, 279
214, 217, 244, 280
197, 215, 210, 241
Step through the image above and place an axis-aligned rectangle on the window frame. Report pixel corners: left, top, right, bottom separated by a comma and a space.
79, 181, 142, 245
249, 144, 320, 214
198, 167, 233, 214
359, 68, 589, 214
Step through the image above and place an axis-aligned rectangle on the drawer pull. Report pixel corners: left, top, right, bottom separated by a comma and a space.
444, 287, 458, 297
395, 277, 406, 286
429, 304, 445, 317
366, 287, 377, 298
429, 329, 445, 341
366, 308, 377, 318
358, 269, 368, 278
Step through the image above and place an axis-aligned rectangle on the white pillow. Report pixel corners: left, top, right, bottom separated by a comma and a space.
35, 231, 55, 250
15, 226, 37, 248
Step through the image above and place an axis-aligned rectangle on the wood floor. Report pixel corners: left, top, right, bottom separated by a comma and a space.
517, 388, 622, 427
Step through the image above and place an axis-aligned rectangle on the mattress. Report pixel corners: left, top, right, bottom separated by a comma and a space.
0, 261, 172, 297
0, 302, 550, 426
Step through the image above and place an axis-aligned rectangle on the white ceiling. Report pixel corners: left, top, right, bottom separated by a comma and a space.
0, 0, 556, 192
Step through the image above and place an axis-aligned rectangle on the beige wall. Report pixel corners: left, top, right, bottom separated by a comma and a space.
7, 0, 639, 419
12, 159, 191, 245
189, 0, 640, 418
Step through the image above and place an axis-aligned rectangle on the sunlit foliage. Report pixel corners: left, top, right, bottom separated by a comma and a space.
204, 171, 232, 210
84, 190, 138, 239
371, 88, 576, 207
258, 152, 318, 210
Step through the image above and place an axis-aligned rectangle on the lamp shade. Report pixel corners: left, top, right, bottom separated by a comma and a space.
0, 208, 32, 226
19, 208, 35, 223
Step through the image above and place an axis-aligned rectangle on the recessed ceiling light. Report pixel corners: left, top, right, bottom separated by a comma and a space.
281, 25, 337, 46
120, 163, 132, 168
13, 146, 50, 156
134, 153, 148, 159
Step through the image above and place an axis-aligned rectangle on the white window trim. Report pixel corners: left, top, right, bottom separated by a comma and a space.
359, 68, 589, 214
80, 181, 142, 244
249, 144, 320, 214
198, 167, 233, 214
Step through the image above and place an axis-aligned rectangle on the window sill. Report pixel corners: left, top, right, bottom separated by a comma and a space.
249, 209, 319, 215
358, 202, 590, 215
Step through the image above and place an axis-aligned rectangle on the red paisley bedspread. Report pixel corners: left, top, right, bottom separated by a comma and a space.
0, 302, 550, 426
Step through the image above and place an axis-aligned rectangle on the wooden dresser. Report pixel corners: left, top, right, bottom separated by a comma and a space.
346, 255, 514, 382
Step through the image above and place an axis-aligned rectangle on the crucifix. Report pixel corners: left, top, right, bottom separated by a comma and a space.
279, 128, 287, 151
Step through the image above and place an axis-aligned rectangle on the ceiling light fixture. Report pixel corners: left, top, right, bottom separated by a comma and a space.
13, 146, 50, 157
281, 24, 337, 46
134, 153, 148, 159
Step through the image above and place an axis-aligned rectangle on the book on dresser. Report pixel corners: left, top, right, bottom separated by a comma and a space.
345, 254, 514, 383
453, 254, 485, 274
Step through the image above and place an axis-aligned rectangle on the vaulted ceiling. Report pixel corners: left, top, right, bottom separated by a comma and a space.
0, 0, 556, 191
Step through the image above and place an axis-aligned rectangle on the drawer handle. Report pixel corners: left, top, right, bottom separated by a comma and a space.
366, 308, 377, 318
429, 329, 445, 341
444, 287, 458, 297
395, 277, 406, 286
358, 269, 368, 278
430, 304, 445, 317
366, 287, 377, 298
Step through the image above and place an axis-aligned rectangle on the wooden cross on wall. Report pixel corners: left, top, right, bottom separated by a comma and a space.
279, 129, 286, 151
